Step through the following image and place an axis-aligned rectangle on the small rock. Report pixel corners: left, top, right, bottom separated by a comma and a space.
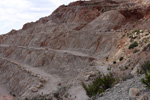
111, 29, 115, 32
36, 83, 43, 88
20, 67, 24, 70
99, 93, 103, 97
137, 94, 149, 100
140, 30, 143, 33
131, 64, 142, 76
129, 88, 140, 97
131, 67, 138, 76
40, 77, 46, 82
105, 88, 110, 92
85, 75, 90, 81
37, 74, 40, 78
45, 48, 48, 50
89, 71, 96, 77
26, 69, 30, 73
115, 83, 120, 87
31, 87, 38, 92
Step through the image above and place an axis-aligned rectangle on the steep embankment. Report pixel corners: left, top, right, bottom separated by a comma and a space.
0, 0, 150, 99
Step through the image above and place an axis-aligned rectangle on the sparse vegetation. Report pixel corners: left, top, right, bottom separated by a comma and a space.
141, 71, 150, 90
120, 66, 128, 71
132, 29, 141, 34
141, 61, 150, 73
54, 92, 60, 99
107, 67, 111, 71
119, 57, 124, 61
113, 61, 116, 64
129, 41, 138, 49
141, 61, 150, 90
82, 72, 116, 97
24, 98, 29, 100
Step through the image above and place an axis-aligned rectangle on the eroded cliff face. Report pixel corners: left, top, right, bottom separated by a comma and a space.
0, 0, 150, 99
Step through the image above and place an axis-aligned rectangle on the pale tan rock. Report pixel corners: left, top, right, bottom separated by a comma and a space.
36, 83, 43, 88
89, 71, 96, 77
137, 0, 150, 5
31, 87, 38, 92
131, 67, 138, 76
129, 88, 140, 97
40, 77, 46, 83
131, 65, 141, 76
85, 75, 90, 81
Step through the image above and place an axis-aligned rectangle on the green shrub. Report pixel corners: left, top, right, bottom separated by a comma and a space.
141, 61, 150, 73
141, 71, 150, 89
82, 72, 116, 97
119, 57, 124, 61
141, 61, 150, 90
107, 67, 111, 71
24, 98, 29, 100
132, 29, 141, 34
129, 41, 138, 49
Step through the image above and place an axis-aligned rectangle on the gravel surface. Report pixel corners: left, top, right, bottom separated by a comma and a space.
96, 75, 150, 100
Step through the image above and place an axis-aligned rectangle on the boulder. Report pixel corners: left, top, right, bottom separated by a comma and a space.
131, 66, 138, 76
129, 88, 140, 97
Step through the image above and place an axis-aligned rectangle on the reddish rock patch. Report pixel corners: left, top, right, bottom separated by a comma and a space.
120, 8, 144, 20
1, 95, 14, 100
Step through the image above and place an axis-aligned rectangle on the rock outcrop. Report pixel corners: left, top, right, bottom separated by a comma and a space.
0, 0, 150, 100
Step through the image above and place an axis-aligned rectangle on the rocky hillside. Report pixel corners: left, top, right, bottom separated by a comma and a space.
0, 0, 150, 100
